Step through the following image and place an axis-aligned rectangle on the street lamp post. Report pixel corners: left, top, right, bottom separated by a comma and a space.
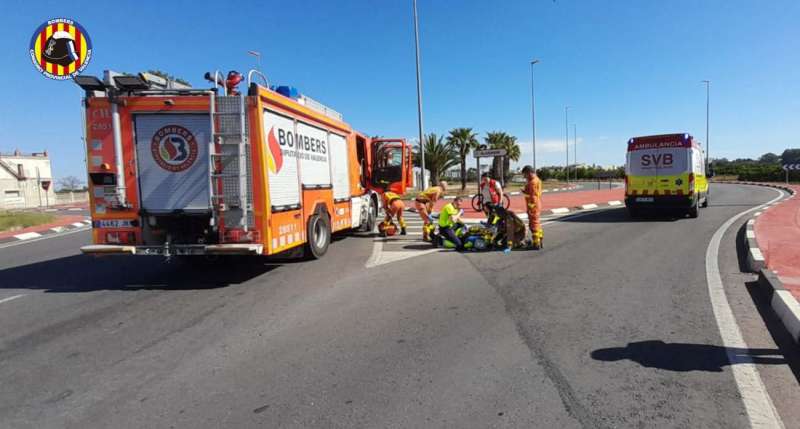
413, 0, 426, 189
702, 80, 710, 168
564, 106, 570, 183
573, 123, 577, 181
530, 59, 540, 171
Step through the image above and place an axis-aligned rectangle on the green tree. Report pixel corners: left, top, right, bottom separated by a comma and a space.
446, 128, 479, 190
147, 69, 190, 86
414, 133, 459, 186
758, 153, 780, 164
485, 131, 521, 183
780, 149, 800, 164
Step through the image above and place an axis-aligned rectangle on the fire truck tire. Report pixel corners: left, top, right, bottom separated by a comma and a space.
305, 214, 331, 259
365, 199, 377, 232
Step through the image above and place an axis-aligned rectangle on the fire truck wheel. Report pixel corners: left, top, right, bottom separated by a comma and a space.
305, 214, 331, 259
365, 199, 377, 232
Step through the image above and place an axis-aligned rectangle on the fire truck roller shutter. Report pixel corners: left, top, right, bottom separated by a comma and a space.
296, 121, 332, 187
134, 114, 211, 213
263, 109, 301, 210
329, 132, 350, 201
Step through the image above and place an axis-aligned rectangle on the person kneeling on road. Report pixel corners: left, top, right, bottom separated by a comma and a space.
438, 196, 464, 250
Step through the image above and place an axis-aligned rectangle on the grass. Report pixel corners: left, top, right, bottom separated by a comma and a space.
0, 211, 55, 232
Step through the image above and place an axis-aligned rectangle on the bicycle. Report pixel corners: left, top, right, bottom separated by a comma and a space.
471, 193, 511, 212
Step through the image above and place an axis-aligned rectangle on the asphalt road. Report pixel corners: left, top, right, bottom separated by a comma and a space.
0, 183, 798, 428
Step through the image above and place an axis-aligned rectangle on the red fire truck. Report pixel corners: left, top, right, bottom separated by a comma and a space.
74, 69, 412, 259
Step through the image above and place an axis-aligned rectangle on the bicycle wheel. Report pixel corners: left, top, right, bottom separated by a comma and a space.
502, 194, 511, 209
471, 194, 483, 212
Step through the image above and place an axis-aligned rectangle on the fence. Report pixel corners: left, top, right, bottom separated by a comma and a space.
54, 191, 88, 205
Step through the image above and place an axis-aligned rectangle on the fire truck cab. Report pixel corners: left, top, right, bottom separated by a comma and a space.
75, 69, 412, 259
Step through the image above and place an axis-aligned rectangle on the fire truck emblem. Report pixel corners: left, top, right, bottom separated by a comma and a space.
29, 18, 92, 80
151, 125, 199, 172
266, 126, 284, 174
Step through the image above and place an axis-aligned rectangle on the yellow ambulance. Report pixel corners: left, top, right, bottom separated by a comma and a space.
625, 133, 709, 218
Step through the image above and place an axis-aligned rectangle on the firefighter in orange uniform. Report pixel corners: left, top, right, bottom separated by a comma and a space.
414, 181, 448, 241
521, 166, 543, 249
381, 191, 407, 236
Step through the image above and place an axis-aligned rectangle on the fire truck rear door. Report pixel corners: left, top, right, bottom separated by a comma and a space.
134, 114, 211, 213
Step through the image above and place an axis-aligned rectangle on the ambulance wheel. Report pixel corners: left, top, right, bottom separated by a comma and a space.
701, 193, 709, 208
688, 202, 699, 218
627, 206, 640, 219
305, 214, 331, 259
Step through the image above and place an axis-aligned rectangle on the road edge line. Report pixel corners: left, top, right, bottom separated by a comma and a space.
705, 186, 785, 429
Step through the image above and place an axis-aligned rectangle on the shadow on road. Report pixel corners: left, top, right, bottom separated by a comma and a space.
558, 208, 681, 223
591, 340, 785, 372
0, 254, 278, 293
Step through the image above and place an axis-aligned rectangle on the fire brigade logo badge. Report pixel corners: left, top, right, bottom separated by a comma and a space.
151, 125, 199, 172
266, 126, 284, 174
29, 18, 92, 80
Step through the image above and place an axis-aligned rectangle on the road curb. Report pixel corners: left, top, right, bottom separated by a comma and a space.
742, 219, 765, 272
728, 181, 800, 344
757, 269, 800, 344
0, 218, 91, 245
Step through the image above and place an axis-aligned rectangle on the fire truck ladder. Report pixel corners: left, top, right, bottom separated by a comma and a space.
210, 93, 252, 241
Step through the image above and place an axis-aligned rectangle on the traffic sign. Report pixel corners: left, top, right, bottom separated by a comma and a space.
782, 164, 800, 171
474, 149, 507, 158
41, 180, 51, 191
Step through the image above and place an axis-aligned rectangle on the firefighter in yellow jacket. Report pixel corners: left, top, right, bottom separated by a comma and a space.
414, 181, 448, 241
380, 191, 407, 236
521, 166, 543, 249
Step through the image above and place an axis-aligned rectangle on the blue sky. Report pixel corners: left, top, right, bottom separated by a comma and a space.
2, 0, 798, 181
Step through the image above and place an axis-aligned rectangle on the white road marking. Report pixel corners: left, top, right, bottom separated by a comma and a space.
754, 212, 762, 217
608, 200, 623, 206
68, 207, 83, 211
746, 230, 755, 239
750, 248, 765, 261
0, 227, 89, 250
581, 203, 598, 210
705, 187, 784, 429
13, 232, 42, 240
0, 294, 25, 305
551, 208, 570, 214
71, 222, 85, 228
747, 219, 755, 226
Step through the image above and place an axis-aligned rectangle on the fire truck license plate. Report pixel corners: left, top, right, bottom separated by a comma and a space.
93, 219, 135, 228
636, 197, 654, 202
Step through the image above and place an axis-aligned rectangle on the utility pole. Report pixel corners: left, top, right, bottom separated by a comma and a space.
565, 106, 570, 183
413, 0, 426, 189
702, 80, 710, 168
574, 124, 579, 181
530, 59, 540, 170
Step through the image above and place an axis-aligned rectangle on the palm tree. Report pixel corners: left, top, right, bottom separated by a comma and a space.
446, 128, 479, 190
484, 131, 520, 183
414, 133, 459, 186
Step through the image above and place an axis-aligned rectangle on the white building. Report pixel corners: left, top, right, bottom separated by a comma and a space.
0, 151, 57, 209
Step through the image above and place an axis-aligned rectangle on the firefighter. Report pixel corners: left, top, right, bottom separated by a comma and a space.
415, 181, 448, 241
381, 191, 407, 236
521, 165, 543, 249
